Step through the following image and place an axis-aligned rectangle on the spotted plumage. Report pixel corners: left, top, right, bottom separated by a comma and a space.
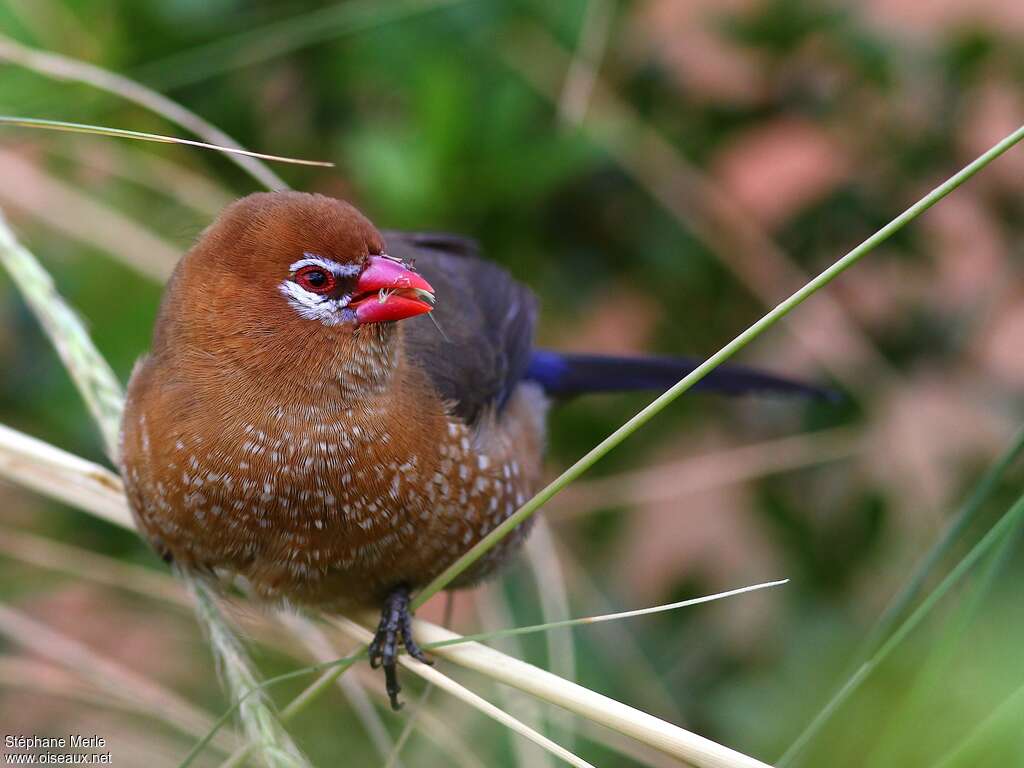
120, 191, 828, 708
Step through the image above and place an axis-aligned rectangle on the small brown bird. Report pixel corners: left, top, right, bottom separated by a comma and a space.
120, 191, 826, 708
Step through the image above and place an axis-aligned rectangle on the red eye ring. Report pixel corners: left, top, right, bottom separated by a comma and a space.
294, 265, 337, 295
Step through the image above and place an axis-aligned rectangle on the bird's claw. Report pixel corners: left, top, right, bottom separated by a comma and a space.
369, 584, 433, 710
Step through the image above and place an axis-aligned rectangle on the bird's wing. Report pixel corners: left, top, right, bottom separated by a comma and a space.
383, 231, 538, 427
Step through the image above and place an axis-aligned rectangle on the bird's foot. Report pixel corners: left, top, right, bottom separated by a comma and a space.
368, 584, 433, 710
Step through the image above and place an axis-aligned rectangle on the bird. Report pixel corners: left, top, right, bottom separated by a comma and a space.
120, 191, 829, 709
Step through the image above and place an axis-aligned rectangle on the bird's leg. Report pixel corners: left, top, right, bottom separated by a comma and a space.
368, 584, 433, 710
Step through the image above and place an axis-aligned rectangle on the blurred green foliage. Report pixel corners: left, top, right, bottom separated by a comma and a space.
2, 1, 1024, 766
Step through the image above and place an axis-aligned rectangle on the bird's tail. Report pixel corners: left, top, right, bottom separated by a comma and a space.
525, 350, 834, 400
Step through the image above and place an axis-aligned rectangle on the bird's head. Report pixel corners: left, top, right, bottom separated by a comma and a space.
154, 191, 435, 391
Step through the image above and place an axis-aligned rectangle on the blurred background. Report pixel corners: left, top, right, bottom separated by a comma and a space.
1, 1, 1024, 766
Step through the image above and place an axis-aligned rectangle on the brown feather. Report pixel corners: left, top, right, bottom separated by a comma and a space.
120, 191, 546, 610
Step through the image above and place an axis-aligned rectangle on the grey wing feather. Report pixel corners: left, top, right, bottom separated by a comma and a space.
383, 230, 538, 426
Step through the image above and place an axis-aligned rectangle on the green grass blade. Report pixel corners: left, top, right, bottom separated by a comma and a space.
425, 579, 788, 650
0, 116, 333, 167
855, 424, 1024, 663
0, 208, 308, 768
136, 0, 472, 90
412, 124, 1024, 611
0, 209, 125, 458
777, 489, 1024, 766
932, 680, 1024, 768
866, 519, 1023, 766
780, 424, 1024, 766
0, 33, 288, 191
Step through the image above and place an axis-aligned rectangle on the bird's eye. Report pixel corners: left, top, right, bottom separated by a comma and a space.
294, 265, 337, 294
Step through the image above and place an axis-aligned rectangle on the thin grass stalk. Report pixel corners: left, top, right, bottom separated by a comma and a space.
0, 210, 124, 456
182, 576, 783, 766
0, 149, 180, 280
477, 583, 557, 768
0, 524, 185, 606
855, 424, 1024, 660
413, 124, 1024, 610
276, 612, 400, 767
780, 424, 1024, 766
0, 209, 305, 768
377, 616, 773, 768
865, 518, 1024, 767
499, 22, 898, 396
0, 603, 239, 754
0, 34, 288, 189
0, 657, 183, 729
558, 0, 614, 125
931, 680, 1024, 768
331, 618, 597, 768
777, 490, 1024, 767
524, 519, 577, 748
383, 593, 455, 768
188, 578, 310, 768
0, 116, 333, 167
134, 0, 472, 89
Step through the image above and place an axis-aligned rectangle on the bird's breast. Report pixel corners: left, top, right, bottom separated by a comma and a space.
122, 379, 548, 608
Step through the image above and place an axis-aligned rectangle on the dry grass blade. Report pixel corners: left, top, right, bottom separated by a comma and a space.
189, 579, 311, 768
0, 424, 129, 527
0, 657, 152, 721
53, 140, 236, 217
331, 618, 596, 768
0, 214, 126, 454
134, 0, 472, 89
0, 524, 184, 605
499, 22, 897, 397
401, 617, 772, 768
558, 0, 615, 125
0, 603, 239, 754
430, 580, 789, 646
335, 614, 771, 768
0, 116, 333, 168
276, 612, 400, 767
0, 149, 180, 280
524, 520, 577, 747
477, 584, 557, 768
553, 426, 861, 517
0, 34, 289, 189
0, 422, 773, 768
0, 209, 305, 768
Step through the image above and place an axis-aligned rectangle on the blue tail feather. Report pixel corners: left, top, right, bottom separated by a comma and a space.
524, 350, 834, 400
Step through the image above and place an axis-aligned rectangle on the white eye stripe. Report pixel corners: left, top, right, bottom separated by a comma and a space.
289, 254, 362, 278
278, 281, 352, 326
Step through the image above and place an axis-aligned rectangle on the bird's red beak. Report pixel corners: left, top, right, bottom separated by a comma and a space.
349, 255, 435, 324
